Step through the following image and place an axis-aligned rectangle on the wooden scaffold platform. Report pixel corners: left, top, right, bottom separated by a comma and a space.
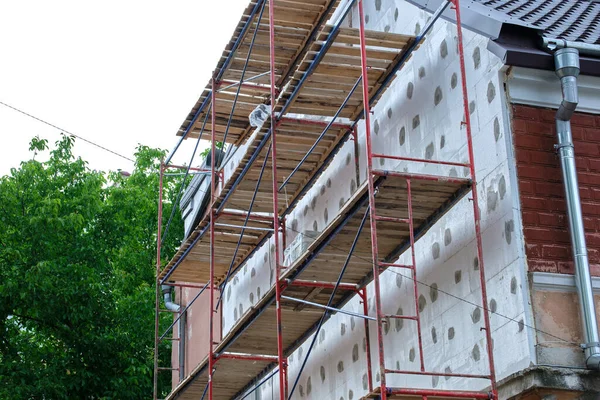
154, 1, 499, 400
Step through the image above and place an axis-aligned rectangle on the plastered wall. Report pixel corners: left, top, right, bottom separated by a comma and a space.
184, 0, 537, 397
172, 288, 221, 388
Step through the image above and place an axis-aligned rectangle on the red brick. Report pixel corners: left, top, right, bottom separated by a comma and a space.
547, 198, 567, 212
539, 108, 557, 123
579, 187, 591, 200
524, 227, 570, 244
519, 165, 562, 182
526, 243, 542, 258
518, 165, 552, 181
514, 133, 546, 150
584, 217, 596, 231
512, 118, 527, 133
513, 105, 540, 121
588, 249, 600, 264
515, 149, 530, 163
571, 113, 596, 127
526, 121, 555, 136
584, 127, 600, 142
571, 126, 585, 140
515, 108, 600, 276
521, 210, 538, 224
574, 142, 599, 157
541, 244, 569, 259
528, 150, 558, 166
587, 159, 600, 173
528, 259, 558, 273
519, 180, 534, 195
521, 196, 548, 211
558, 261, 575, 274
524, 227, 548, 242
575, 157, 588, 171
577, 172, 600, 186
581, 202, 600, 217
585, 232, 600, 247
535, 182, 566, 198
538, 212, 566, 228
590, 264, 600, 277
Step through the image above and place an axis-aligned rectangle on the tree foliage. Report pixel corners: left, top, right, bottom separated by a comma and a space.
0, 135, 183, 399
199, 141, 224, 159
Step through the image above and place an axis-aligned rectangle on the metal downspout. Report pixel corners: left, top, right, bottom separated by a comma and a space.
179, 310, 186, 381
553, 47, 600, 370
162, 284, 181, 312
161, 285, 187, 380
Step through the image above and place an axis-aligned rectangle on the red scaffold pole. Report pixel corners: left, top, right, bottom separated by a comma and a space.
357, 0, 387, 398
268, 0, 287, 398
153, 161, 164, 400
208, 75, 217, 400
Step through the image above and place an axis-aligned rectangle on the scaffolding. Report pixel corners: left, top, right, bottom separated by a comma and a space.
154, 0, 498, 399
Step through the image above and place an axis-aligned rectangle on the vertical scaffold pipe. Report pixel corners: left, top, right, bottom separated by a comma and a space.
208, 75, 217, 400
361, 288, 374, 393
452, 0, 498, 397
268, 0, 286, 398
357, 0, 387, 398
407, 178, 426, 375
153, 161, 165, 400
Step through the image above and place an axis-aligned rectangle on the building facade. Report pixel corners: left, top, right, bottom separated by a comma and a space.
163, 1, 600, 399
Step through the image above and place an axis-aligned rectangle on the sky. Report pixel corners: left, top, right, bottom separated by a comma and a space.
0, 0, 250, 176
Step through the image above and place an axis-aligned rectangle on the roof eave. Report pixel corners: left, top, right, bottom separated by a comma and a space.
405, 0, 504, 39
487, 24, 600, 78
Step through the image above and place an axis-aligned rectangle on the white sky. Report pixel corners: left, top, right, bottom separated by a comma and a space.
0, 0, 250, 175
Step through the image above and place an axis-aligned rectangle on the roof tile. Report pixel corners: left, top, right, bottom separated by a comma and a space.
473, 0, 600, 44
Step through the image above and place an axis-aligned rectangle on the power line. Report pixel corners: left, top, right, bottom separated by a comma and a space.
0, 100, 135, 162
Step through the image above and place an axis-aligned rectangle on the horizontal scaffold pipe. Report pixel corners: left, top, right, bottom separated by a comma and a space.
281, 296, 377, 321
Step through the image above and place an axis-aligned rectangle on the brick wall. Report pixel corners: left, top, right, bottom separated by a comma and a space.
512, 104, 600, 275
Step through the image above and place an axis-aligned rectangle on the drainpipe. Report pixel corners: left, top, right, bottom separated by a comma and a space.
553, 47, 600, 370
161, 285, 187, 380
543, 37, 600, 58
178, 310, 186, 381
161, 285, 181, 312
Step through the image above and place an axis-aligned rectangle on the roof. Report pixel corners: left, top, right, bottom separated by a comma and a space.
474, 0, 600, 44
407, 0, 600, 76
407, 0, 600, 45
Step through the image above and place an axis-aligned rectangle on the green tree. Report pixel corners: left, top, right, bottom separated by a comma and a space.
0, 135, 183, 399
199, 141, 224, 159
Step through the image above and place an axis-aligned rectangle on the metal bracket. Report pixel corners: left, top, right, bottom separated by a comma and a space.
554, 142, 574, 151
